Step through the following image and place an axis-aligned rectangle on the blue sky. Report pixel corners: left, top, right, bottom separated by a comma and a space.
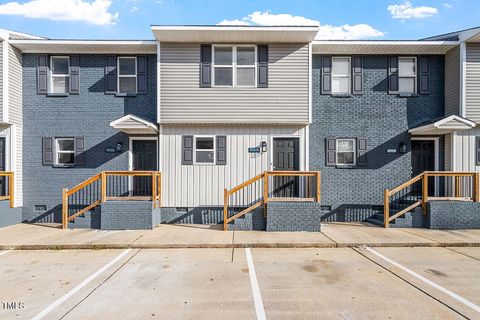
0, 0, 478, 40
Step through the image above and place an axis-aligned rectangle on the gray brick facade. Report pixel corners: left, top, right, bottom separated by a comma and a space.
0, 201, 22, 228
310, 55, 445, 218
22, 54, 157, 222
266, 202, 323, 232
427, 201, 480, 229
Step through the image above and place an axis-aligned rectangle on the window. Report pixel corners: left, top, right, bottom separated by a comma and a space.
332, 57, 351, 94
118, 57, 137, 94
194, 136, 215, 164
336, 139, 355, 166
55, 138, 75, 166
213, 46, 256, 87
398, 57, 416, 94
50, 56, 69, 93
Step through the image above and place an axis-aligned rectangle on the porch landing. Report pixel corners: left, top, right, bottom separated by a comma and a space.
1, 222, 480, 250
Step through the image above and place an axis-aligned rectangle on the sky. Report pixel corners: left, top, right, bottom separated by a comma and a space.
0, 0, 478, 40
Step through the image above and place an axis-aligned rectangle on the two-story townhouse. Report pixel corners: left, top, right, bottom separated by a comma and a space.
308, 39, 473, 226
9, 39, 158, 224
151, 26, 319, 226
0, 29, 42, 227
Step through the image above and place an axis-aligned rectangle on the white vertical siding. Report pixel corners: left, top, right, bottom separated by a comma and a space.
160, 43, 309, 124
445, 46, 461, 116
8, 44, 22, 206
466, 43, 480, 121
453, 127, 480, 172
160, 124, 307, 207
0, 41, 3, 121
444, 133, 452, 171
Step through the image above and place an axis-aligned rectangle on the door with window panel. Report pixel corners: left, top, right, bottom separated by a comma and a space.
132, 140, 157, 196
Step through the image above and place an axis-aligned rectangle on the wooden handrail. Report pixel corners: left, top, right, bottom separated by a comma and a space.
0, 172, 14, 208
62, 170, 162, 229
384, 171, 480, 228
223, 170, 321, 230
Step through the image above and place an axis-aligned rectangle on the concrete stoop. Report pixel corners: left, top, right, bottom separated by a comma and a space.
366, 208, 425, 228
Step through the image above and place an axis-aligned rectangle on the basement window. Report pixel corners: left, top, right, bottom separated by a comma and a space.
194, 136, 215, 164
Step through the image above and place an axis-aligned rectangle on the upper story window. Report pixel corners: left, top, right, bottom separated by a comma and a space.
336, 138, 356, 166
398, 57, 416, 94
55, 138, 75, 166
331, 57, 351, 94
50, 56, 69, 94
118, 57, 137, 94
194, 136, 215, 164
213, 45, 256, 87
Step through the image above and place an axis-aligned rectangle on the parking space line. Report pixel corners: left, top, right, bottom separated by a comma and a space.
31, 249, 132, 320
0, 250, 10, 257
245, 248, 266, 320
366, 247, 480, 314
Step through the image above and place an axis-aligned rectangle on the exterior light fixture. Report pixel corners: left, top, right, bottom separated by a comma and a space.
116, 142, 123, 152
399, 142, 407, 154
261, 141, 267, 152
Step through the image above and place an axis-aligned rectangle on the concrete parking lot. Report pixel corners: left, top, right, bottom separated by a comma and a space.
0, 247, 479, 319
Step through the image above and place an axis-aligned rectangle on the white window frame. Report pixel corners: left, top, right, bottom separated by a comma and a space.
50, 56, 70, 94
336, 138, 356, 166
398, 56, 417, 94
55, 137, 75, 166
193, 135, 216, 165
331, 56, 351, 94
212, 45, 257, 87
117, 56, 137, 94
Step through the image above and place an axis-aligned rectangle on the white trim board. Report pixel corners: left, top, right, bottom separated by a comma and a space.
128, 136, 159, 171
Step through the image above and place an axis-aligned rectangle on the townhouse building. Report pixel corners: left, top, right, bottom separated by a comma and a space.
0, 25, 478, 230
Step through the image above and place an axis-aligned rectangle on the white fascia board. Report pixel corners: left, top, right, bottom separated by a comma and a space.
311, 40, 459, 46
151, 25, 319, 32
157, 41, 161, 124
9, 40, 157, 54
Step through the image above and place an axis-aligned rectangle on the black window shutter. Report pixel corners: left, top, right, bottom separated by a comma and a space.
325, 138, 336, 166
42, 137, 53, 166
137, 55, 147, 94
105, 55, 117, 94
357, 138, 368, 167
182, 135, 194, 165
418, 56, 430, 94
200, 44, 212, 88
37, 54, 48, 95
321, 56, 332, 95
257, 45, 269, 88
476, 137, 480, 166
75, 137, 85, 167
352, 56, 363, 95
69, 55, 80, 95
216, 136, 227, 165
388, 56, 399, 94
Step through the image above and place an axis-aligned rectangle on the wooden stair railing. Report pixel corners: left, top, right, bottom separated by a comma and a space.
223, 171, 321, 231
0, 171, 14, 208
384, 171, 480, 228
62, 171, 161, 229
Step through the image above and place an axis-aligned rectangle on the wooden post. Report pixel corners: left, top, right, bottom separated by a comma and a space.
223, 188, 228, 231
158, 172, 162, 207
62, 188, 68, 230
152, 172, 157, 209
384, 189, 390, 228
422, 173, 428, 215
315, 172, 321, 203
455, 175, 461, 198
263, 172, 269, 208
474, 173, 480, 203
101, 172, 107, 203
9, 172, 14, 208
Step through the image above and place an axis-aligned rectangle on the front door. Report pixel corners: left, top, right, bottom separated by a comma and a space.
411, 140, 435, 195
272, 138, 300, 198
132, 139, 157, 196
0, 138, 5, 196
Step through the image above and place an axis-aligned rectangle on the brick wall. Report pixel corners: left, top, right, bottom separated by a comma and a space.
22, 54, 157, 222
310, 55, 445, 216
427, 201, 480, 229
266, 202, 322, 232
0, 201, 22, 228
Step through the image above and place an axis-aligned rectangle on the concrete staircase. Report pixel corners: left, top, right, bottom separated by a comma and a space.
366, 207, 425, 228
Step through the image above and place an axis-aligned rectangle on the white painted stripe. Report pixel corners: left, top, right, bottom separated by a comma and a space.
366, 247, 480, 314
32, 249, 132, 320
0, 250, 11, 256
245, 248, 266, 320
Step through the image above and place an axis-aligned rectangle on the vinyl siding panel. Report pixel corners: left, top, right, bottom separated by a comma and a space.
444, 133, 452, 171
160, 43, 309, 124
466, 43, 480, 121
8, 45, 22, 205
445, 46, 460, 116
0, 41, 3, 120
453, 127, 480, 172
160, 124, 306, 207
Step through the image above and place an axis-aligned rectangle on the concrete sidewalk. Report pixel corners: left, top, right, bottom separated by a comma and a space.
0, 222, 479, 250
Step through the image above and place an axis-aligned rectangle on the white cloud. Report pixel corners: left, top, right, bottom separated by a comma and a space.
387, 1, 438, 19
130, 6, 139, 13
443, 2, 452, 9
0, 0, 119, 25
217, 11, 384, 40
